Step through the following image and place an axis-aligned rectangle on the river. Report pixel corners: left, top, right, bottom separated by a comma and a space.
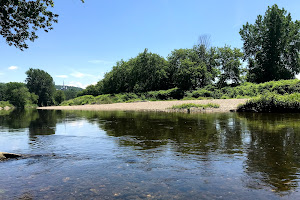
0, 109, 300, 199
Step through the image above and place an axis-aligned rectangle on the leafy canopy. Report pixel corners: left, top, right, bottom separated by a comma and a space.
4, 82, 38, 108
217, 46, 244, 87
25, 68, 55, 106
240, 4, 300, 83
0, 0, 84, 50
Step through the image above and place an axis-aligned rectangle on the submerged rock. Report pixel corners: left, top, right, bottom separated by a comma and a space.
0, 152, 22, 160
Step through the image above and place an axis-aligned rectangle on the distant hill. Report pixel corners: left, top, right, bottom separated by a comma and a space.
55, 85, 83, 91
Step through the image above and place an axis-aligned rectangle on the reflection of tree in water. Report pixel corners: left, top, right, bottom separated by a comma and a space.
0, 109, 66, 138
86, 111, 245, 156
28, 110, 61, 138
238, 113, 300, 194
0, 109, 39, 131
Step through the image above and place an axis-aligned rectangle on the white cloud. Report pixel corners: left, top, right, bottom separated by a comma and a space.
68, 81, 88, 89
70, 71, 93, 78
8, 66, 18, 70
88, 60, 114, 64
296, 74, 300, 79
56, 75, 68, 78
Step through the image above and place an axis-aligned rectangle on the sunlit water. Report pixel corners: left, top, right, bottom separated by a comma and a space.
1, 109, 300, 199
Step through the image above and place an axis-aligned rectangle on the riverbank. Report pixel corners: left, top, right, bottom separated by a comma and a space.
38, 99, 248, 113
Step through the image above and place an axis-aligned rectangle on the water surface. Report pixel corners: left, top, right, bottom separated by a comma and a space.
0, 109, 300, 199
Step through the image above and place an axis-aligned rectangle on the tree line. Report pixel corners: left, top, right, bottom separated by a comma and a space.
79, 5, 300, 97
79, 45, 243, 97
0, 69, 79, 108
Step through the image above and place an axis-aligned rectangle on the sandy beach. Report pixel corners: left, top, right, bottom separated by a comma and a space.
38, 99, 248, 113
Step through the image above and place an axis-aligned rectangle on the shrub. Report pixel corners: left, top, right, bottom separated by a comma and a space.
145, 88, 183, 100
237, 92, 300, 112
0, 101, 13, 108
191, 89, 212, 98
60, 95, 95, 106
94, 95, 113, 104
171, 103, 220, 109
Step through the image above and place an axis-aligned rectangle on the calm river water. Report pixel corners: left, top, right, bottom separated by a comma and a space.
0, 109, 300, 199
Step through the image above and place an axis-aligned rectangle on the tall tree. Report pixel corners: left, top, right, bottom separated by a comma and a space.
54, 90, 65, 105
168, 46, 217, 90
0, 0, 84, 50
217, 46, 244, 87
25, 68, 55, 106
131, 49, 169, 92
240, 4, 300, 83
174, 59, 209, 90
100, 49, 169, 94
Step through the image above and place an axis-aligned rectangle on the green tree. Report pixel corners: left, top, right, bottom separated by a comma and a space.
217, 46, 244, 87
64, 88, 80, 100
25, 68, 55, 106
175, 59, 209, 90
99, 49, 169, 94
167, 48, 193, 88
192, 44, 219, 81
54, 90, 65, 105
4, 82, 37, 108
240, 4, 300, 83
130, 49, 169, 92
0, 0, 84, 50
101, 60, 132, 94
167, 46, 217, 90
0, 83, 7, 101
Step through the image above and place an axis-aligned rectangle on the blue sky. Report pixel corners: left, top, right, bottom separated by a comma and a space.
0, 0, 300, 88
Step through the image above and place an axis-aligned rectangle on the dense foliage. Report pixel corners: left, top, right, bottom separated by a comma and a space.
237, 93, 300, 112
0, 82, 37, 108
54, 90, 66, 105
101, 49, 170, 94
61, 79, 300, 106
0, 101, 13, 109
26, 68, 56, 106
78, 45, 243, 96
240, 4, 300, 83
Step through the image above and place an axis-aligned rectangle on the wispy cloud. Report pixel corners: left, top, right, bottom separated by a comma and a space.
68, 81, 88, 89
8, 66, 18, 70
88, 60, 114, 64
70, 71, 93, 78
0, 72, 4, 76
56, 75, 68, 78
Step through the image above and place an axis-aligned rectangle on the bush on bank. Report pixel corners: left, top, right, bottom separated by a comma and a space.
237, 93, 300, 112
0, 101, 13, 109
60, 79, 300, 106
171, 103, 220, 110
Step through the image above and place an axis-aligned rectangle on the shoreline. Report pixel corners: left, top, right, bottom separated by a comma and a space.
38, 99, 248, 113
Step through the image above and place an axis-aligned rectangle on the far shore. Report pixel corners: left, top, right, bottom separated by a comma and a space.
38, 99, 248, 113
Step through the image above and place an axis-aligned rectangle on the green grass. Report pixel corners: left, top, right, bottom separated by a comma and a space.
237, 93, 300, 112
171, 103, 220, 110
